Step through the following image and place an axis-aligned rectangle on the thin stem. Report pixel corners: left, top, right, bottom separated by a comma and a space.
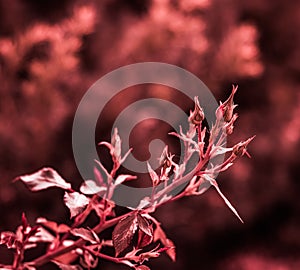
12, 251, 22, 270
83, 247, 122, 264
197, 123, 202, 145
154, 189, 187, 209
206, 154, 236, 174
13, 232, 27, 269
150, 185, 156, 205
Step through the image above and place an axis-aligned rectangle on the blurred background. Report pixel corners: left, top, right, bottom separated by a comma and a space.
0, 0, 299, 269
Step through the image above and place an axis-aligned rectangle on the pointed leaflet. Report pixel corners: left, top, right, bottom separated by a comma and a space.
211, 145, 233, 157
22, 212, 29, 231
16, 167, 71, 191
158, 146, 169, 166
114, 174, 137, 186
64, 192, 90, 218
138, 244, 168, 262
137, 214, 153, 238
112, 212, 139, 256
93, 167, 104, 186
147, 162, 159, 186
203, 175, 244, 223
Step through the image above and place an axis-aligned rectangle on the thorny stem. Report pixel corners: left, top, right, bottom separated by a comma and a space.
29, 212, 132, 267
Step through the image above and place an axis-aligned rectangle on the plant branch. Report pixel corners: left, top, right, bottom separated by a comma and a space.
153, 146, 211, 202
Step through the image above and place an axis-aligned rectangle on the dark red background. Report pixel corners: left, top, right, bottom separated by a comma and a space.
0, 0, 299, 269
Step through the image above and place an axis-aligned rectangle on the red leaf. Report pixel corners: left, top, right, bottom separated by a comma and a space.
153, 225, 176, 262
28, 227, 55, 243
94, 167, 104, 186
112, 213, 138, 256
80, 250, 98, 268
0, 231, 19, 249
136, 214, 153, 248
70, 228, 99, 244
137, 229, 153, 249
164, 240, 176, 262
147, 163, 159, 186
16, 167, 72, 191
137, 244, 163, 262
136, 265, 151, 270
36, 217, 70, 234
112, 213, 154, 256
79, 180, 106, 195
203, 175, 244, 223
64, 192, 90, 218
137, 214, 152, 236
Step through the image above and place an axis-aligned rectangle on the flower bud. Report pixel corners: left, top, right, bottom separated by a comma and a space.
233, 136, 255, 157
111, 128, 121, 160
189, 97, 204, 126
216, 85, 238, 122
158, 146, 174, 182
